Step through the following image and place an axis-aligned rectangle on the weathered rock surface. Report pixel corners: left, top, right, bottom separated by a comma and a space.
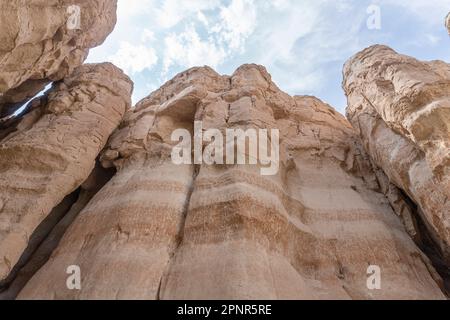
19, 65, 446, 299
0, 63, 132, 283
0, 0, 118, 118
0, 162, 116, 300
343, 45, 450, 264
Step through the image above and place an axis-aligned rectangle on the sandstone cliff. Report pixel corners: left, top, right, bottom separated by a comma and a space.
0, 1, 448, 301
17, 65, 446, 299
0, 0, 117, 118
0, 62, 132, 285
343, 45, 450, 268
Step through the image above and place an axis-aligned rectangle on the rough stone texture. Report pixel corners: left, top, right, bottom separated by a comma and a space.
0, 0, 118, 117
0, 162, 116, 300
343, 45, 450, 263
19, 65, 445, 299
0, 63, 132, 282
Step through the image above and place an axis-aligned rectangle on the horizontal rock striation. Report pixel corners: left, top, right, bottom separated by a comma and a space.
0, 63, 132, 283
0, 0, 117, 117
19, 65, 446, 299
343, 45, 450, 264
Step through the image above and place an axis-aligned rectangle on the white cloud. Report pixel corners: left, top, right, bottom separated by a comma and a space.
117, 0, 155, 21
426, 34, 440, 45
92, 0, 449, 111
381, 0, 450, 26
197, 11, 210, 28
257, 1, 323, 65
155, 0, 221, 28
109, 42, 158, 74
214, 0, 258, 51
163, 26, 227, 73
160, 0, 258, 74
141, 29, 156, 42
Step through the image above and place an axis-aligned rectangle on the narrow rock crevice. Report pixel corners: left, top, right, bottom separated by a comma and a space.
0, 163, 116, 300
398, 189, 450, 297
176, 164, 201, 249
0, 93, 49, 140
0, 82, 52, 127
373, 166, 449, 297
156, 164, 201, 300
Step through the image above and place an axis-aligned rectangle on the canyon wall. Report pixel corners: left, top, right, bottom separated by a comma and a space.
0, 0, 117, 118
0, 1, 448, 300
17, 65, 446, 299
343, 45, 450, 266
0, 63, 132, 284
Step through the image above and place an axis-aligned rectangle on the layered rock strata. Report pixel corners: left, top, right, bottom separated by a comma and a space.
18, 65, 446, 299
0, 63, 132, 283
343, 45, 450, 264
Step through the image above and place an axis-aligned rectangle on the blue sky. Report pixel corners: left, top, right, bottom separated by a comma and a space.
87, 0, 450, 114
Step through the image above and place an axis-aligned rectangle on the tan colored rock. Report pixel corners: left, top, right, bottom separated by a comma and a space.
0, 0, 117, 117
343, 45, 450, 262
19, 65, 445, 299
0, 63, 132, 282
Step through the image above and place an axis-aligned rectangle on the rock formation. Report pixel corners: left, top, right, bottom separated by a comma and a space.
0, 62, 132, 285
17, 65, 446, 299
0, 0, 118, 118
343, 45, 450, 269
0, 0, 448, 301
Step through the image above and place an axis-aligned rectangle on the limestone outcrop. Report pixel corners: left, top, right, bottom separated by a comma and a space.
0, 0, 118, 118
0, 63, 133, 283
18, 65, 446, 299
343, 45, 450, 264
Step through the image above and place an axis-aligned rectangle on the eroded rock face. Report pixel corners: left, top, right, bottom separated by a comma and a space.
343, 45, 450, 263
0, 63, 132, 282
19, 65, 445, 299
0, 0, 117, 117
